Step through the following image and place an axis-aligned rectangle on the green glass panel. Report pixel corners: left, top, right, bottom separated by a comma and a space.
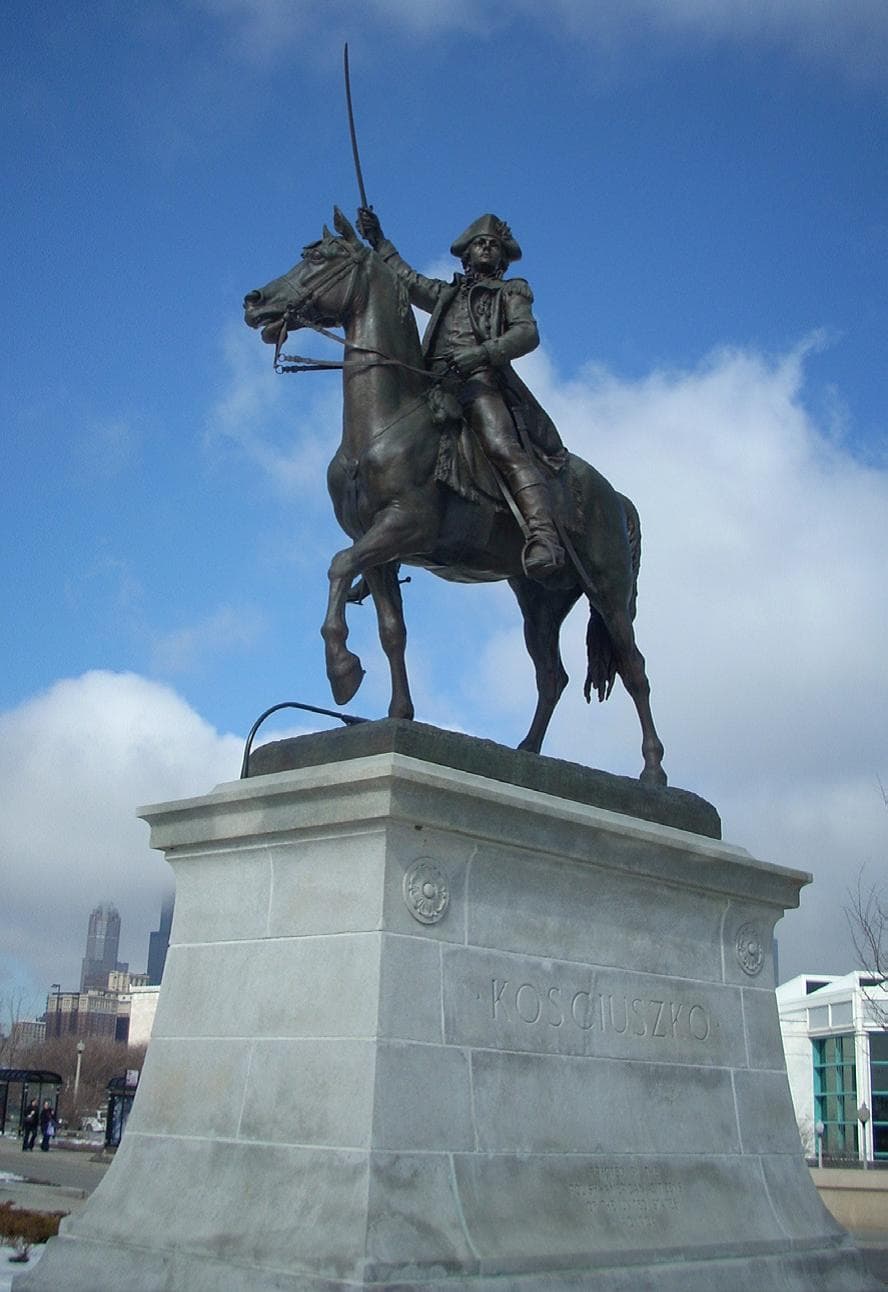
874, 1123, 888, 1157
870, 1034, 888, 1062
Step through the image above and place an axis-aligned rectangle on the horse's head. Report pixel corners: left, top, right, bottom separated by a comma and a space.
243, 208, 367, 345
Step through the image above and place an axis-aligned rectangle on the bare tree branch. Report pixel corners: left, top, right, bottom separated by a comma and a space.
846, 867, 888, 979
0, 987, 37, 1068
843, 781, 888, 1024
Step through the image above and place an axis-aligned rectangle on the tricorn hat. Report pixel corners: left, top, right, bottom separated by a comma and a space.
450, 214, 522, 263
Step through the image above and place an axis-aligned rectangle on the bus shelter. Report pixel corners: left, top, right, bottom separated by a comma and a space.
105, 1070, 139, 1149
0, 1068, 62, 1135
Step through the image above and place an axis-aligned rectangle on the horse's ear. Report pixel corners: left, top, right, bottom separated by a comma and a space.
333, 206, 359, 244
322, 224, 333, 241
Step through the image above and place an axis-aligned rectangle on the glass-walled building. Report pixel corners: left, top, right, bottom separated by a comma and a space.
777, 972, 888, 1164
872, 1032, 888, 1160
811, 1032, 857, 1158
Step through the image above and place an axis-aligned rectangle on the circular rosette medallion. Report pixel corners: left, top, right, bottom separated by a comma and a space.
735, 922, 766, 976
402, 859, 450, 925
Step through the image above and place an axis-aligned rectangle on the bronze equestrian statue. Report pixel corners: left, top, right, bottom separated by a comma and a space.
243, 208, 667, 785
357, 208, 566, 580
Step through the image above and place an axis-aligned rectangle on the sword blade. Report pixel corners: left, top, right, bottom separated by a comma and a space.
343, 43, 369, 210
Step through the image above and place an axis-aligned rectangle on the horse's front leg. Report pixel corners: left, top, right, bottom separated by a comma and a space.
321, 505, 434, 709
362, 563, 414, 720
322, 544, 366, 706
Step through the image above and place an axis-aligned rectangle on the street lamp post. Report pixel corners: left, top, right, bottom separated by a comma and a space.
50, 984, 61, 1040
73, 1040, 85, 1123
858, 1103, 871, 1170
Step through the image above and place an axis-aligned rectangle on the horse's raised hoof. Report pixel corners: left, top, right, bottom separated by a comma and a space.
639, 765, 668, 788
328, 652, 365, 706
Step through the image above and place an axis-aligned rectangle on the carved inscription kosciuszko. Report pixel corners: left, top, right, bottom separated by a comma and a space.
490, 976, 713, 1043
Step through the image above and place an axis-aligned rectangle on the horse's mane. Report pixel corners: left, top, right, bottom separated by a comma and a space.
372, 253, 412, 327
393, 275, 412, 326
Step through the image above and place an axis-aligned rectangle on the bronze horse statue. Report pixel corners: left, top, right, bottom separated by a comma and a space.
243, 208, 666, 785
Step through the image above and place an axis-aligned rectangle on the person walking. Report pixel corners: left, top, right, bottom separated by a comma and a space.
21, 1100, 39, 1151
39, 1101, 56, 1152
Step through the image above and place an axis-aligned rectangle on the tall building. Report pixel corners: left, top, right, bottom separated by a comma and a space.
45, 989, 120, 1040
80, 903, 127, 991
147, 894, 174, 985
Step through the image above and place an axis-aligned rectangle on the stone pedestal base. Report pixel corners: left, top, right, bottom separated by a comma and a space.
17, 728, 880, 1290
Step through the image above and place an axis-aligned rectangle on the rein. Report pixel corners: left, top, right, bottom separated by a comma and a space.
276, 321, 436, 380
270, 242, 436, 381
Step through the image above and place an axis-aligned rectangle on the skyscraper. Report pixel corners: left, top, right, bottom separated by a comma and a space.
80, 903, 127, 991
147, 894, 174, 985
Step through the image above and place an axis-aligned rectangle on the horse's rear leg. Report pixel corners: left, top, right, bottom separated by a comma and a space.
510, 577, 581, 754
363, 563, 414, 721
606, 612, 667, 786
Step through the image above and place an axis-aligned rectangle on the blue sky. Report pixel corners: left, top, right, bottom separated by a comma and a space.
2, 0, 887, 1009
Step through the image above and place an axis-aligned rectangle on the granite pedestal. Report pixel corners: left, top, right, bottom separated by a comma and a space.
16, 725, 880, 1290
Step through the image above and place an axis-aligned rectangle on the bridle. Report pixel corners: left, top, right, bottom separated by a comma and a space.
270, 238, 434, 381
271, 240, 366, 372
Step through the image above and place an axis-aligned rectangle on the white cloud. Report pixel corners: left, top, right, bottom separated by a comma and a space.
0, 673, 242, 1006
206, 322, 338, 498
556, 340, 886, 778
194, 0, 490, 62
191, 0, 322, 65
368, 0, 488, 35
199, 0, 888, 80
644, 0, 888, 80
509, 0, 888, 80
151, 603, 267, 674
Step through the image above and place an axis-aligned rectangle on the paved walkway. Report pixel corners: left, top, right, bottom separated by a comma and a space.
857, 1236, 888, 1286
0, 1135, 110, 1290
0, 1132, 110, 1222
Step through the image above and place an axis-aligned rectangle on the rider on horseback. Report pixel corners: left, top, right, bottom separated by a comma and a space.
357, 208, 567, 580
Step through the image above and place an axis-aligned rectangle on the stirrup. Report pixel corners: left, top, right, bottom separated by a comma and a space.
522, 533, 565, 579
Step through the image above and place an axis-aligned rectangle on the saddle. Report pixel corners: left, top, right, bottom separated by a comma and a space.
427, 386, 580, 538
430, 390, 504, 507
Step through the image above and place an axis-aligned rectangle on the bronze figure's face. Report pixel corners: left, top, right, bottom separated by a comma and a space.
466, 235, 503, 276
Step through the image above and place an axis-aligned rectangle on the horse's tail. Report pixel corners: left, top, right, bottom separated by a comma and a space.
583, 493, 642, 704
584, 608, 616, 703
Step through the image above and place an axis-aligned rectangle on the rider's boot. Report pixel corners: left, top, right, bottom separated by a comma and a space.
514, 482, 565, 579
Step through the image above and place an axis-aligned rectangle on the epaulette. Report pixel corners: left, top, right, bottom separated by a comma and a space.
502, 277, 534, 302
